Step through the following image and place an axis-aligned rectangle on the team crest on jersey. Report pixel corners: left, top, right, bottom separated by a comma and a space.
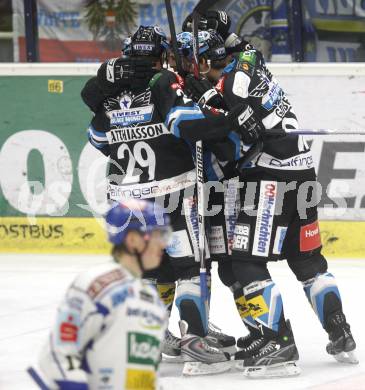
105, 89, 154, 127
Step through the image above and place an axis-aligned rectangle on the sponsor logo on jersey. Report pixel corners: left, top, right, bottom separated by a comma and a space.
98, 367, 113, 388
125, 368, 156, 390
267, 154, 314, 170
300, 220, 321, 252
107, 104, 154, 126
87, 269, 126, 299
273, 226, 288, 255
127, 332, 161, 367
111, 286, 134, 307
107, 123, 169, 144
252, 181, 277, 257
232, 223, 250, 252
58, 312, 80, 343
140, 290, 154, 303
224, 178, 240, 254
262, 81, 282, 111
127, 308, 164, 329
239, 50, 257, 66
209, 225, 226, 255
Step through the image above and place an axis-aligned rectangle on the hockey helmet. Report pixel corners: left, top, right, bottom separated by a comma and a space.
123, 25, 169, 57
177, 29, 227, 62
105, 199, 171, 246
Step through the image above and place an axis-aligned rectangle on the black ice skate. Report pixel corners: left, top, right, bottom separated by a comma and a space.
237, 326, 265, 355
235, 320, 301, 378
326, 311, 358, 364
179, 320, 232, 376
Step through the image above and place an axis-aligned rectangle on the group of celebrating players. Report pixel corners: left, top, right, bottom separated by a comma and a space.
29, 9, 358, 390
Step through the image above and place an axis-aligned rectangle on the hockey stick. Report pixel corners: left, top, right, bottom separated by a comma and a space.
164, 0, 184, 75
191, 0, 212, 329
265, 128, 365, 136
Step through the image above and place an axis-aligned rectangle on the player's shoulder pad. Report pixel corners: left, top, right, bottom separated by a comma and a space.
72, 263, 131, 299
234, 49, 261, 77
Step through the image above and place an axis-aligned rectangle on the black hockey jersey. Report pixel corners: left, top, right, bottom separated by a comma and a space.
87, 69, 234, 200
217, 49, 316, 180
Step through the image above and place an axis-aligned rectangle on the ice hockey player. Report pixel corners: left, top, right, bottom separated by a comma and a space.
181, 10, 358, 377
28, 199, 171, 389
175, 27, 252, 354
81, 25, 254, 375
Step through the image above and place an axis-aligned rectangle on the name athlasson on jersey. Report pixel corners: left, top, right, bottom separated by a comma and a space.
106, 123, 170, 144
252, 181, 277, 257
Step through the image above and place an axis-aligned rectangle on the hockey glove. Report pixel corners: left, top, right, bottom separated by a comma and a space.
231, 105, 265, 144
97, 57, 158, 96
182, 11, 231, 40
225, 33, 254, 55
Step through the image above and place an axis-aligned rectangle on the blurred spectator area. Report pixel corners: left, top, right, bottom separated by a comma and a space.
0, 0, 13, 61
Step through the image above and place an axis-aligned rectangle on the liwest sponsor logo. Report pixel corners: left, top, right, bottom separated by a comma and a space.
300, 220, 321, 252
127, 332, 160, 368
107, 123, 169, 144
107, 105, 154, 126
252, 181, 277, 257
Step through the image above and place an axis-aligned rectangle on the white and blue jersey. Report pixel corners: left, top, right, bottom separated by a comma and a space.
28, 262, 167, 390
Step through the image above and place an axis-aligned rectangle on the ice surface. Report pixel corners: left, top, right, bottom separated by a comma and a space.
0, 255, 363, 390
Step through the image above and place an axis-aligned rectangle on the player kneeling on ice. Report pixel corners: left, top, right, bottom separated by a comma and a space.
181, 10, 358, 378
28, 199, 171, 389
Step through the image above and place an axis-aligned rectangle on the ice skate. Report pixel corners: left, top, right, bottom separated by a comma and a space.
326, 311, 358, 364
237, 327, 265, 354
179, 320, 232, 376
235, 321, 301, 378
206, 322, 237, 354
161, 329, 183, 363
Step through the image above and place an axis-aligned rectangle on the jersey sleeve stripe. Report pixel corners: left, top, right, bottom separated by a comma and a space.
165, 106, 205, 137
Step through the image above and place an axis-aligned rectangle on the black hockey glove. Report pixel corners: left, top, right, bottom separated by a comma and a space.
185, 74, 213, 101
230, 105, 265, 144
182, 10, 231, 40
97, 57, 158, 96
225, 33, 254, 55
185, 74, 226, 107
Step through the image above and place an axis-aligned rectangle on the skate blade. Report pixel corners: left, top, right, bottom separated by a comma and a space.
220, 345, 237, 355
182, 360, 232, 376
162, 353, 183, 364
333, 351, 359, 365
237, 361, 301, 378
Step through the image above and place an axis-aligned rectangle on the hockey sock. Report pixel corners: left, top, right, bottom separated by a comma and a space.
156, 282, 176, 314
243, 279, 286, 335
175, 277, 208, 337
302, 272, 342, 330
231, 281, 259, 333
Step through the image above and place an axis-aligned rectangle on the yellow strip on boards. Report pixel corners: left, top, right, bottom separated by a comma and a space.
0, 217, 111, 254
0, 217, 364, 258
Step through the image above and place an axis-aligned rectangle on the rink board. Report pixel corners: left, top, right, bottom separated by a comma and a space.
0, 217, 364, 257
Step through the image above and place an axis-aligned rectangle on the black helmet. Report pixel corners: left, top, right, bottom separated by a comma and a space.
124, 25, 169, 58
177, 29, 227, 62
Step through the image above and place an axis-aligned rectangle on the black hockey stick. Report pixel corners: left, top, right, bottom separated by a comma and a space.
164, 0, 184, 75
190, 0, 217, 326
